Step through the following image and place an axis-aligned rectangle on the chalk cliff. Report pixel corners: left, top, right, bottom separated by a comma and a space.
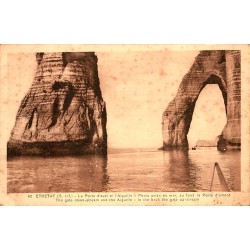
162, 50, 241, 151
8, 52, 107, 156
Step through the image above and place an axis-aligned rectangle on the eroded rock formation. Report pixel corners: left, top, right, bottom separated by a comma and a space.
8, 52, 107, 156
162, 50, 240, 151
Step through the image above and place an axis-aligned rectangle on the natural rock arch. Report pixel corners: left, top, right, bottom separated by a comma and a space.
162, 50, 241, 151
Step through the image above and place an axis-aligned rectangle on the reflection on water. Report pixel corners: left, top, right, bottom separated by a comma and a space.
7, 148, 240, 193
163, 150, 197, 192
8, 156, 109, 193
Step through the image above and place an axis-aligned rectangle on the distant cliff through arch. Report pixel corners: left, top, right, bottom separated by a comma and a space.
162, 50, 241, 151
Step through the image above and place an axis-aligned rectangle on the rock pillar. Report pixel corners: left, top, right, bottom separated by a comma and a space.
8, 52, 107, 156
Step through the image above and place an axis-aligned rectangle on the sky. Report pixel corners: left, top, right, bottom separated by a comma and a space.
7, 50, 227, 148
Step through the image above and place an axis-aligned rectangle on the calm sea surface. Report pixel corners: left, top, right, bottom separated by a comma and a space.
7, 148, 240, 193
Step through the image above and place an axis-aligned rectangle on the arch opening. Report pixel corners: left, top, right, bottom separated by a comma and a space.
187, 84, 227, 148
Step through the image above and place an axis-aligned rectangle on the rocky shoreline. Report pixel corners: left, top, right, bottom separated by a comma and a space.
7, 139, 107, 157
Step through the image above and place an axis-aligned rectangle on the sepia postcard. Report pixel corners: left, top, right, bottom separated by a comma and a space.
0, 44, 249, 206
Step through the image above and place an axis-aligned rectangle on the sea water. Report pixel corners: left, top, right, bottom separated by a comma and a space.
7, 148, 240, 193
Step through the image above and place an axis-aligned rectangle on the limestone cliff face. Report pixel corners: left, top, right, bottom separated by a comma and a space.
162, 50, 240, 151
8, 52, 107, 156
